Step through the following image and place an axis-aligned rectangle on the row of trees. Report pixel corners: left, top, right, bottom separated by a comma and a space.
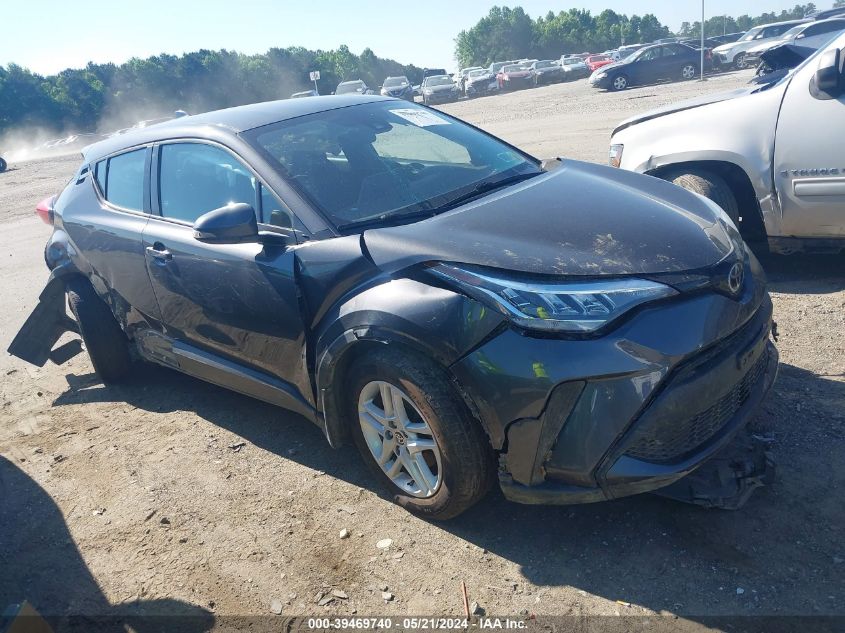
678, 3, 825, 38
0, 46, 423, 137
454, 3, 838, 69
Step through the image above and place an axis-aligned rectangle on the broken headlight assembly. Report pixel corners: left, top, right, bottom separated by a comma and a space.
429, 263, 678, 333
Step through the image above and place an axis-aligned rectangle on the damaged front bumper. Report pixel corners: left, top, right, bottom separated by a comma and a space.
453, 279, 779, 510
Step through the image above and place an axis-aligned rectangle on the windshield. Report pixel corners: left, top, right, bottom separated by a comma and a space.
424, 76, 453, 86
246, 101, 541, 231
383, 77, 408, 88
337, 81, 363, 94
504, 64, 529, 72
534, 61, 553, 68
468, 70, 487, 78
739, 27, 764, 42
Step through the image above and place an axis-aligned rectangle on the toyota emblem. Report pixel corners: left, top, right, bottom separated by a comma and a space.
728, 262, 744, 295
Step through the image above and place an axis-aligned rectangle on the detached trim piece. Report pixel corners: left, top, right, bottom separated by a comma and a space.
6, 276, 79, 367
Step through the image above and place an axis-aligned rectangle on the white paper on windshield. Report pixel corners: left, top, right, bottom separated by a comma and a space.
389, 108, 450, 127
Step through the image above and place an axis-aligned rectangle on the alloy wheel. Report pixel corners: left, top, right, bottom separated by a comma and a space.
682, 64, 696, 80
358, 381, 443, 498
612, 75, 628, 90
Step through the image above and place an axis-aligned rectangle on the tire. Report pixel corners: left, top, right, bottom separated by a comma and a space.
662, 169, 740, 226
734, 54, 748, 70
0, 157, 7, 173
681, 63, 698, 81
610, 74, 629, 91
347, 347, 495, 520
65, 278, 132, 384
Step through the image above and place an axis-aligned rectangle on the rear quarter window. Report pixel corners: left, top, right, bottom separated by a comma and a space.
105, 149, 147, 211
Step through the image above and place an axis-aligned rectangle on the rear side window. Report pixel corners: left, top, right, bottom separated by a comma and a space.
105, 149, 147, 211
94, 160, 107, 193
158, 143, 257, 223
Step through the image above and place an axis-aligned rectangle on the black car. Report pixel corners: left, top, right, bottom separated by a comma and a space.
9, 96, 778, 519
380, 76, 414, 101
590, 43, 703, 91
710, 32, 745, 45
529, 60, 564, 85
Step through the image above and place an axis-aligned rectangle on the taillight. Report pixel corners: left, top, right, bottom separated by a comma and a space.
35, 196, 56, 225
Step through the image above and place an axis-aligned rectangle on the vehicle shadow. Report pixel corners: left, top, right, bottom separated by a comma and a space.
757, 251, 845, 294
0, 455, 215, 632
48, 359, 845, 617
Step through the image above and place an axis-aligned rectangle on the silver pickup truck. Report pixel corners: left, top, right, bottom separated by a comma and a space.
609, 31, 845, 254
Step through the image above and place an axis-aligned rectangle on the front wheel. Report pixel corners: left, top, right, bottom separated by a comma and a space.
610, 74, 629, 91
734, 54, 749, 70
681, 63, 698, 80
662, 169, 740, 227
347, 347, 495, 520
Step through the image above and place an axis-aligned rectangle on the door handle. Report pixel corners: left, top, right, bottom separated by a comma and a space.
146, 244, 173, 263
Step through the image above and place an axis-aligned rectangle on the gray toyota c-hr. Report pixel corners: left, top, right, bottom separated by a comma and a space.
10, 96, 778, 519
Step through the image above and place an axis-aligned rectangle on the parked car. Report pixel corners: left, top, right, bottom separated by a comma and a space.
559, 56, 590, 80
713, 19, 808, 69
420, 74, 460, 104
464, 68, 497, 97
291, 90, 318, 98
529, 59, 564, 85
8, 95, 778, 519
380, 76, 414, 101
742, 18, 845, 68
590, 43, 702, 91
585, 54, 614, 73
608, 31, 845, 255
487, 60, 515, 76
497, 63, 533, 90
710, 32, 746, 45
455, 66, 484, 92
335, 80, 374, 95
422, 68, 448, 79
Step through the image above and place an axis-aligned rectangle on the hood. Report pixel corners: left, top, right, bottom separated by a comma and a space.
427, 84, 456, 92
504, 70, 531, 77
468, 74, 492, 84
363, 161, 735, 277
383, 85, 411, 94
612, 86, 758, 135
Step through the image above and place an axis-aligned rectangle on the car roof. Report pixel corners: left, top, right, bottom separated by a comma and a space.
83, 95, 394, 161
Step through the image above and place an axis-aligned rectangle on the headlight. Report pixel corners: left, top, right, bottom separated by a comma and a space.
609, 144, 624, 168
596, 71, 608, 79
430, 263, 678, 333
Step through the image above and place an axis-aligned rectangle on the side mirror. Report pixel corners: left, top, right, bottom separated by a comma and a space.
193, 203, 258, 244
812, 48, 844, 99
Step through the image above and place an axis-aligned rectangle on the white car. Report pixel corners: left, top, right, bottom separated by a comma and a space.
745, 17, 845, 60
713, 19, 808, 68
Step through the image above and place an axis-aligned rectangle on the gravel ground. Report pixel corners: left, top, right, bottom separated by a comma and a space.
1, 71, 844, 630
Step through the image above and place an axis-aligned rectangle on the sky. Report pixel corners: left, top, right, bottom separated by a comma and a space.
1, 1, 830, 75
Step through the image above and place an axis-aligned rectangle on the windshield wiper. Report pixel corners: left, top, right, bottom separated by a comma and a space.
429, 171, 541, 213
335, 171, 541, 233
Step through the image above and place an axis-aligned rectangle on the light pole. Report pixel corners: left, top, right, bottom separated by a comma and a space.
700, 0, 706, 81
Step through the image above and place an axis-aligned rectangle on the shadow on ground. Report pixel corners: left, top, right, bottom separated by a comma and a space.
0, 455, 214, 632
47, 357, 845, 618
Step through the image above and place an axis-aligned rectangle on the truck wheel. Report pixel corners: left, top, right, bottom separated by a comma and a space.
65, 278, 132, 384
347, 347, 495, 520
610, 74, 629, 91
663, 169, 740, 226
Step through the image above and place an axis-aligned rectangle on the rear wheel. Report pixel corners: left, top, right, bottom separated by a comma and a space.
681, 63, 698, 80
662, 169, 740, 226
347, 347, 495, 520
610, 74, 629, 91
65, 278, 132, 384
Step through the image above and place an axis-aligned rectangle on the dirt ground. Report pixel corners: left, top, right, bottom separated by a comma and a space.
1, 70, 844, 630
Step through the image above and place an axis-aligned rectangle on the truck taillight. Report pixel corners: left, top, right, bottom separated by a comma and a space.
35, 196, 56, 225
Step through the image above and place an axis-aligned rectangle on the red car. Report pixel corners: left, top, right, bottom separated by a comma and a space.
497, 63, 534, 90
585, 55, 614, 73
